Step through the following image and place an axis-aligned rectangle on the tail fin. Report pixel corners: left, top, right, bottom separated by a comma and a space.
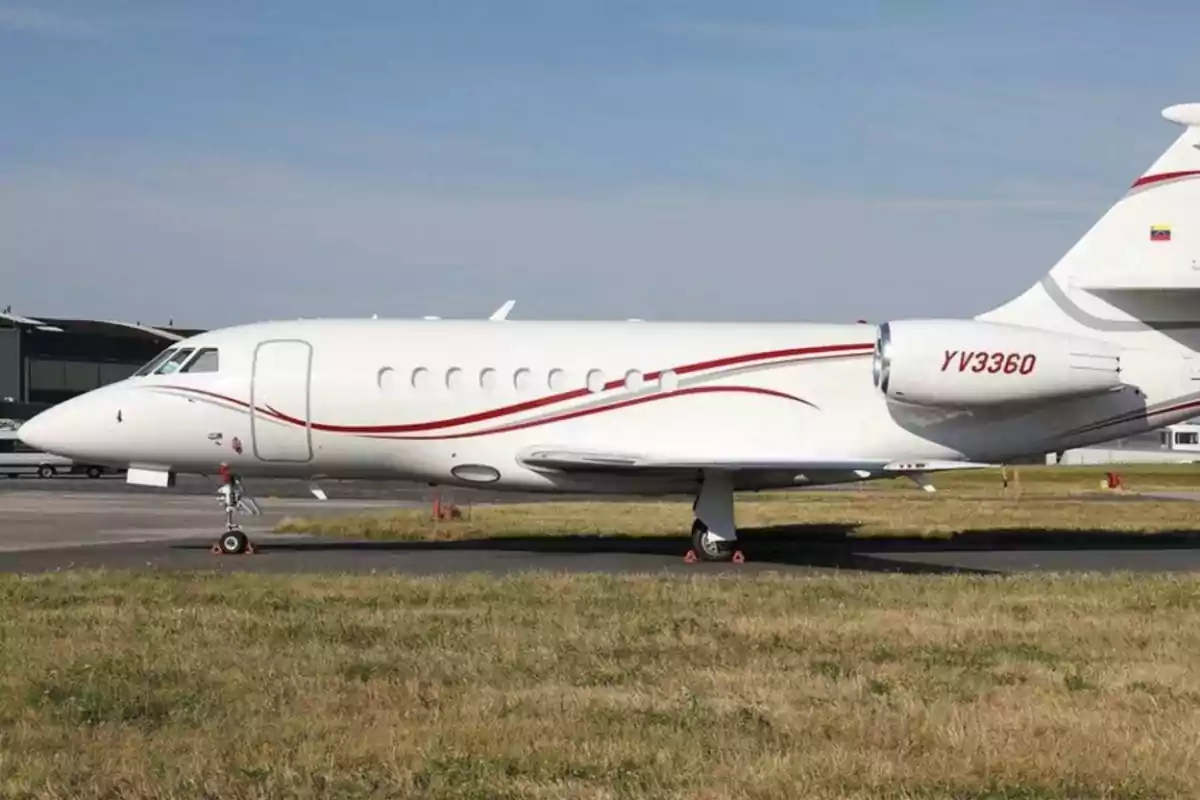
980, 103, 1200, 343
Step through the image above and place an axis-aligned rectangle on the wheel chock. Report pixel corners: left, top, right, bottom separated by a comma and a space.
732, 550, 745, 564
684, 549, 698, 564
209, 543, 258, 556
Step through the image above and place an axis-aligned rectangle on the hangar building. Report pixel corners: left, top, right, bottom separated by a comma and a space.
0, 311, 205, 421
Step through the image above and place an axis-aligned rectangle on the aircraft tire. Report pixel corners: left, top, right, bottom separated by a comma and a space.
690, 519, 734, 562
219, 530, 250, 555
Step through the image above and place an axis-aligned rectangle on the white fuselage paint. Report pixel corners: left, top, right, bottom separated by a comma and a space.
17, 317, 1197, 493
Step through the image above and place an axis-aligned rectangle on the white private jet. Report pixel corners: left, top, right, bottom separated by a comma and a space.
19, 103, 1200, 559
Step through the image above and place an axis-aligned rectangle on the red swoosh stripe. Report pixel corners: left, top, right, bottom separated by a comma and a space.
1130, 170, 1200, 189
368, 386, 812, 441
160, 341, 871, 434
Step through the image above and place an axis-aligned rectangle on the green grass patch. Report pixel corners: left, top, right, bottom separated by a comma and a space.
0, 570, 1199, 797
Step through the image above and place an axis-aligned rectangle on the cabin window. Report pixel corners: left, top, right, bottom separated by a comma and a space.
411, 367, 432, 391
658, 369, 679, 392
586, 369, 606, 393
479, 368, 498, 391
180, 348, 219, 373
133, 348, 177, 376
625, 369, 644, 391
513, 368, 534, 393
154, 348, 195, 375
548, 368, 568, 392
445, 367, 465, 391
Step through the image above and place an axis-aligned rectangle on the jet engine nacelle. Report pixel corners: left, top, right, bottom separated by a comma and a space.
872, 319, 1122, 407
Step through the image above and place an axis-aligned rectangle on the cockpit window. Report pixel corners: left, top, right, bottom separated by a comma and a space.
154, 348, 195, 375
180, 348, 219, 373
133, 348, 178, 377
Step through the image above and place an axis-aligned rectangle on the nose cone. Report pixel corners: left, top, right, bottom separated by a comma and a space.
17, 385, 125, 460
18, 405, 72, 456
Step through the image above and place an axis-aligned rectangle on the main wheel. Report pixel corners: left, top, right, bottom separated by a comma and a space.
218, 529, 250, 555
85, 466, 102, 479
36, 465, 55, 479
691, 519, 734, 562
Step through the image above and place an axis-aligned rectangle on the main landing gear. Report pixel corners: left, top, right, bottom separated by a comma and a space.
687, 470, 743, 563
211, 469, 261, 555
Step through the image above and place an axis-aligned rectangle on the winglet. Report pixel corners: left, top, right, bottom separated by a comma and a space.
489, 300, 516, 321
1162, 103, 1200, 127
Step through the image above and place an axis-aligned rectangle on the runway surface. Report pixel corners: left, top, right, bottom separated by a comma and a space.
4, 476, 1200, 575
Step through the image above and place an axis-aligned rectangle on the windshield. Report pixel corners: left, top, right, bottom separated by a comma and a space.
154, 348, 195, 375
133, 348, 178, 377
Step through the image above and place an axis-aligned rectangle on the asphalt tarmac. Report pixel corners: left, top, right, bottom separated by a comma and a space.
4, 475, 1200, 575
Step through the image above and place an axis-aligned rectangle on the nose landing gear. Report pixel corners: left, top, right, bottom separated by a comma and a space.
211, 467, 260, 555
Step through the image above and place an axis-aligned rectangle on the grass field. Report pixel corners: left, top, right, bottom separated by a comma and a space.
274, 464, 1200, 544
3, 571, 1200, 798
4, 465, 1200, 798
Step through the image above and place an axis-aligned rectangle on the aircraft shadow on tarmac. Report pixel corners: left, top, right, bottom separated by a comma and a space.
175, 523, 1200, 575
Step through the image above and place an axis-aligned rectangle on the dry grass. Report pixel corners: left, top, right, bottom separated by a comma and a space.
2, 571, 1200, 798
274, 465, 1200, 542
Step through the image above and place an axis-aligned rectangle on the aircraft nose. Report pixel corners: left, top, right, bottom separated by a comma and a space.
17, 404, 70, 456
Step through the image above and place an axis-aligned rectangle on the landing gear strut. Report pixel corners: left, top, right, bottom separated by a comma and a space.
688, 470, 740, 562
212, 468, 258, 555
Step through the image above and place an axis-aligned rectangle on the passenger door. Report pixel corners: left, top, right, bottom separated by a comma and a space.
250, 339, 313, 463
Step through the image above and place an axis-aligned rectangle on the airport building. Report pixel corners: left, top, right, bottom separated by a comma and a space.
0, 311, 205, 421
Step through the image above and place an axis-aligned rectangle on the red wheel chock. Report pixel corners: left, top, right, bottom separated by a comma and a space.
683, 549, 746, 564
209, 543, 257, 556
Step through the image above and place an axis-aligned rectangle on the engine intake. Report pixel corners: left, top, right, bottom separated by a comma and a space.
872, 319, 1121, 407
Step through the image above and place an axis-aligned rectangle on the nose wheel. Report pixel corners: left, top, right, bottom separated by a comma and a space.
211, 469, 259, 555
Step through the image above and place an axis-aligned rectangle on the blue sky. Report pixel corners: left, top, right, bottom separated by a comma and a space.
2, 1, 1199, 326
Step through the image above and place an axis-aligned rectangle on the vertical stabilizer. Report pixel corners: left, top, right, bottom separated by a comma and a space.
980, 103, 1200, 346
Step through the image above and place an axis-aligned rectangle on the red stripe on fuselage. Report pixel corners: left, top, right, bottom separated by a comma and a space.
366, 385, 813, 441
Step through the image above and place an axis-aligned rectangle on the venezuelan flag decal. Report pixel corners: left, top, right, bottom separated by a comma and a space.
1150, 225, 1172, 241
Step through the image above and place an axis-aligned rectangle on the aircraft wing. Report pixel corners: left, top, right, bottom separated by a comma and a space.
516, 446, 993, 476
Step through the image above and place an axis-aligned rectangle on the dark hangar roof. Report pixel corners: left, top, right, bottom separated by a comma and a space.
0, 311, 206, 341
